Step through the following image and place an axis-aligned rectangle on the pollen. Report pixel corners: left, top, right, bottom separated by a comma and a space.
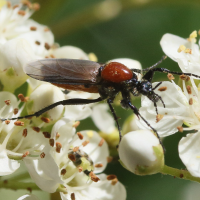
4, 100, 11, 105
44, 27, 50, 32
177, 126, 183, 132
156, 114, 164, 123
18, 10, 26, 16
30, 26, 37, 31
99, 138, 104, 147
190, 30, 197, 38
50, 54, 55, 58
73, 121, 80, 128
61, 168, 67, 175
68, 154, 76, 162
78, 166, 83, 172
32, 3, 40, 11
158, 86, 167, 91
44, 43, 51, 50
43, 132, 51, 138
40, 152, 45, 158
111, 178, 118, 185
14, 121, 24, 126
41, 117, 50, 123
18, 94, 26, 102
177, 45, 186, 52
73, 146, 79, 152
77, 132, 83, 140
7, 2, 11, 8
107, 174, 117, 180
180, 74, 190, 81
184, 48, 192, 54
56, 132, 60, 140
89, 172, 100, 182
22, 151, 29, 158
35, 41, 40, 45
5, 120, 10, 125
82, 140, 90, 147
49, 138, 54, 147
189, 98, 193, 105
107, 156, 113, 163
95, 163, 103, 168
32, 127, 40, 132
186, 85, 192, 94
23, 129, 28, 137
167, 73, 175, 80
13, 108, 18, 115
71, 193, 75, 200
87, 131, 94, 138
56, 142, 62, 153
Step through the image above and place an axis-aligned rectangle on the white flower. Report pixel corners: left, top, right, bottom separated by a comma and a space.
119, 130, 164, 175
17, 194, 40, 200
160, 32, 200, 77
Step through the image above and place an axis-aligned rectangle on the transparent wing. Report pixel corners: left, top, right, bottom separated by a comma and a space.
25, 59, 102, 85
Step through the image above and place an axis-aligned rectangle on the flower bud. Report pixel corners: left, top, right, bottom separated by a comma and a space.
118, 130, 164, 175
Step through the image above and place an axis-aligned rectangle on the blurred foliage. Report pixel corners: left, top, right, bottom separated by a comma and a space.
29, 0, 200, 199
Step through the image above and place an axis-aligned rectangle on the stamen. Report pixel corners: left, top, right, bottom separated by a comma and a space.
7, 2, 11, 8
32, 127, 40, 132
190, 30, 197, 38
4, 100, 11, 105
95, 163, 103, 168
71, 193, 75, 200
18, 10, 26, 16
189, 98, 193, 105
13, 5, 19, 9
41, 117, 50, 123
73, 147, 79, 152
44, 27, 50, 32
40, 152, 45, 158
14, 108, 18, 115
78, 166, 83, 172
82, 140, 89, 147
73, 121, 80, 128
186, 85, 192, 94
107, 174, 117, 180
22, 151, 29, 158
177, 45, 186, 52
167, 73, 175, 80
158, 86, 167, 91
44, 43, 51, 50
30, 26, 37, 31
23, 129, 28, 137
14, 121, 24, 126
61, 169, 67, 175
98, 139, 104, 147
184, 48, 192, 54
56, 132, 60, 140
77, 132, 83, 140
56, 142, 62, 153
198, 30, 200, 35
107, 156, 113, 163
180, 75, 190, 81
177, 126, 183, 132
89, 172, 100, 182
35, 41, 40, 45
87, 131, 94, 138
68, 154, 76, 162
111, 178, 118, 185
49, 138, 54, 147
18, 94, 26, 102
50, 54, 55, 58
32, 3, 40, 11
43, 132, 51, 138
5, 120, 10, 125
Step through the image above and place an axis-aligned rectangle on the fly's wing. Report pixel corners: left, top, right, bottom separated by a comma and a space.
24, 59, 102, 85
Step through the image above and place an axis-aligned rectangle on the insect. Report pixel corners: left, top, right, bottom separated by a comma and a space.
2, 56, 200, 149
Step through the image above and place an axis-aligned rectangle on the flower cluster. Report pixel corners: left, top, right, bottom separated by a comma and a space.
0, 1, 127, 200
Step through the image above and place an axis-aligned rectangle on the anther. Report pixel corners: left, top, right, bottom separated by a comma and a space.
71, 193, 75, 200
186, 85, 192, 94
98, 139, 104, 147
4, 100, 11, 105
32, 3, 40, 11
44, 27, 50, 32
180, 75, 190, 81
56, 142, 62, 153
107, 174, 117, 180
82, 140, 89, 147
190, 30, 197, 38
68, 154, 76, 162
111, 178, 118, 185
41, 117, 50, 123
95, 163, 103, 168
56, 132, 60, 140
177, 126, 183, 132
14, 108, 18, 115
44, 43, 51, 50
73, 147, 79, 152
78, 166, 83, 172
73, 121, 80, 128
189, 98, 193, 105
32, 127, 40, 132
7, 2, 11, 8
61, 169, 67, 175
27, 187, 32, 193
43, 132, 51, 138
177, 45, 186, 52
158, 86, 167, 91
40, 152, 45, 158
14, 121, 24, 126
184, 48, 192, 54
23, 129, 28, 137
22, 151, 29, 158
89, 172, 100, 182
156, 114, 164, 123
18, 94, 25, 102
5, 120, 10, 125
30, 26, 37, 31
50, 54, 55, 58
49, 139, 54, 147
107, 156, 113, 163
13, 5, 19, 9
77, 132, 83, 140
35, 41, 40, 45
167, 73, 175, 80
18, 10, 26, 16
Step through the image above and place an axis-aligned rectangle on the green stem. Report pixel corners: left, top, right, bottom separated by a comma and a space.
0, 180, 40, 190
160, 165, 200, 183
51, 0, 200, 38
6, 172, 30, 181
